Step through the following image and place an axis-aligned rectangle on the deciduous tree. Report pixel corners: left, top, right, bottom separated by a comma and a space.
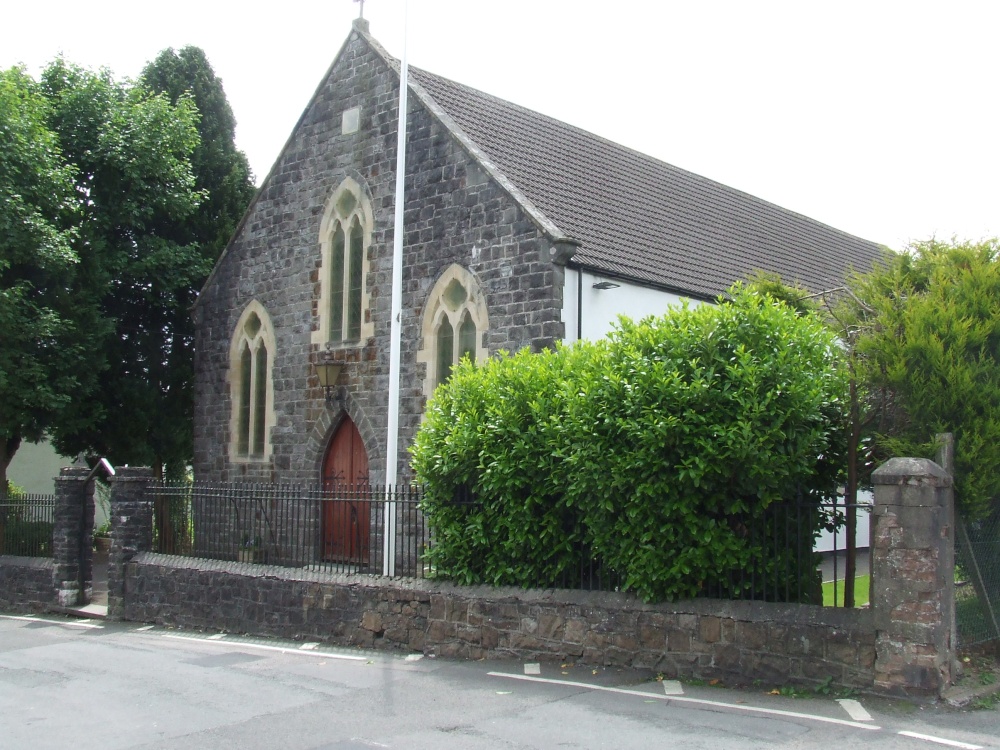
53, 48, 257, 479
42, 54, 249, 478
0, 66, 104, 499
10, 59, 201, 478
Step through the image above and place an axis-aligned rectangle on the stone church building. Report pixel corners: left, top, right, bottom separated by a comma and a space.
192, 18, 882, 489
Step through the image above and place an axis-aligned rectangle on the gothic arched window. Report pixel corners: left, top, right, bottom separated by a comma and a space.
230, 302, 276, 460
417, 265, 490, 397
313, 178, 373, 347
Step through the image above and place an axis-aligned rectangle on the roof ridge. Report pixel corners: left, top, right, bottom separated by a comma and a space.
406, 65, 883, 250
357, 28, 577, 247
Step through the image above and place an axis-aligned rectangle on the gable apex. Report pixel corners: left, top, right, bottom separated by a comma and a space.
352, 25, 574, 249
199, 22, 884, 309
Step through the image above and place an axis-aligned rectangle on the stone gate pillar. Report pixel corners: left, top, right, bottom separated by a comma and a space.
871, 457, 955, 697
52, 467, 95, 608
107, 467, 154, 619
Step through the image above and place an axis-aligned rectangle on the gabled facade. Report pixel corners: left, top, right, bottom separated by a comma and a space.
192, 19, 882, 486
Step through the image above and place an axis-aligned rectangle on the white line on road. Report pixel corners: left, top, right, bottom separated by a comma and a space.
134, 625, 155, 631
836, 698, 873, 721
897, 731, 983, 749
162, 634, 368, 661
487, 672, 882, 731
662, 680, 684, 695
0, 615, 103, 629
207, 633, 226, 640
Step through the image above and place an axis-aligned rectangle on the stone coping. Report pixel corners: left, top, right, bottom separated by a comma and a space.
133, 552, 871, 629
0, 555, 55, 570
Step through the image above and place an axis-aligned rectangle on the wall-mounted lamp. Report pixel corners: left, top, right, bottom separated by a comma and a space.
592, 280, 620, 290
315, 360, 344, 408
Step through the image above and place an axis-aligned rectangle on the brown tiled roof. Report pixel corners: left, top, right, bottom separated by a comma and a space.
405, 65, 884, 299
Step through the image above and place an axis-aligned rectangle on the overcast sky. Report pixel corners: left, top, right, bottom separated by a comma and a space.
4, 1, 997, 251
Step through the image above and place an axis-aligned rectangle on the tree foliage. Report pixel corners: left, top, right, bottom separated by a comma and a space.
1, 55, 222, 490
140, 46, 256, 259
412, 286, 848, 602
0, 66, 104, 497
747, 269, 887, 608
32, 58, 205, 477
38, 49, 255, 478
844, 238, 1000, 519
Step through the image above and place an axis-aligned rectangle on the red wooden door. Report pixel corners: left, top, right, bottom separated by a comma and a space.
321, 417, 370, 562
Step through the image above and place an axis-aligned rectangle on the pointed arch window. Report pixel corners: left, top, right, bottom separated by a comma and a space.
230, 303, 276, 461
314, 179, 373, 347
418, 265, 490, 397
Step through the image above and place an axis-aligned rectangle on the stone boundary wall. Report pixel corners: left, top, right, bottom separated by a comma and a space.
0, 556, 55, 614
122, 552, 875, 689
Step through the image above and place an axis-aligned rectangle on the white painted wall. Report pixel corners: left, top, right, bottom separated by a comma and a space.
561, 267, 697, 343
815, 491, 873, 553
560, 268, 870, 554
6, 440, 70, 496
6, 443, 111, 530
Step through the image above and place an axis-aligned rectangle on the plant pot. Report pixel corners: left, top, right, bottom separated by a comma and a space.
94, 536, 112, 553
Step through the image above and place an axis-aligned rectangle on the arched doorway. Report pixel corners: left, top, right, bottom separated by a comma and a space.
321, 416, 370, 562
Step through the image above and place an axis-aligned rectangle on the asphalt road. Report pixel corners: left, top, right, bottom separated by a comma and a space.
1, 613, 996, 750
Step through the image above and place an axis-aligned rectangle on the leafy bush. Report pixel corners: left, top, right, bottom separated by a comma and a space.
412, 286, 847, 602
413, 342, 598, 587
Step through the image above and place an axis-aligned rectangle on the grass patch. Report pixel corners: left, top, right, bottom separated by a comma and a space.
822, 575, 870, 607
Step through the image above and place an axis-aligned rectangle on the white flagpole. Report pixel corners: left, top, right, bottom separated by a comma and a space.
383, 0, 408, 576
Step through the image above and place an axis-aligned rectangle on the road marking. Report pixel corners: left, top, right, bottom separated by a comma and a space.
524, 663, 541, 675
836, 698, 873, 721
487, 672, 881, 731
135, 625, 155, 631
163, 634, 368, 661
207, 633, 226, 640
0, 615, 103, 629
897, 731, 983, 749
662, 680, 684, 695
299, 642, 319, 650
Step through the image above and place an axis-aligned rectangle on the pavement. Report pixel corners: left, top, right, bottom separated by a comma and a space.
91, 548, 109, 607
1, 612, 997, 750
63, 547, 1000, 715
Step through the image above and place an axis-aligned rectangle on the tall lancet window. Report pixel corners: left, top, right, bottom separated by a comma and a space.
418, 264, 490, 398
230, 302, 276, 461
314, 178, 373, 348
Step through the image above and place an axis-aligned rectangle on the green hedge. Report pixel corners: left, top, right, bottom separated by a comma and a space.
412, 286, 847, 602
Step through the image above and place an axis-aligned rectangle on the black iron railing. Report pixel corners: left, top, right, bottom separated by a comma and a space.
703, 495, 872, 605
151, 481, 870, 604
434, 491, 871, 604
152, 482, 429, 577
0, 494, 56, 558
815, 495, 874, 608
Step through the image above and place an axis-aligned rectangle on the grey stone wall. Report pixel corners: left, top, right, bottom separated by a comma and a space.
107, 468, 154, 620
52, 467, 93, 607
193, 27, 566, 486
0, 556, 54, 613
122, 553, 875, 690
871, 457, 955, 698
